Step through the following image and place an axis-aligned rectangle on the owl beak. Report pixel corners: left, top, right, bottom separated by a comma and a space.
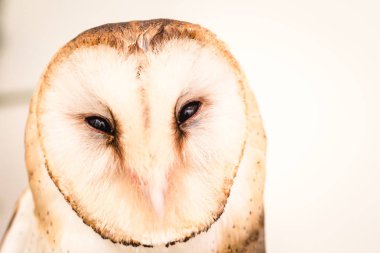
146, 173, 167, 220
149, 184, 165, 220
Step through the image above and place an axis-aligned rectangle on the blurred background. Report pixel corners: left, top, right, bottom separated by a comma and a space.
0, 0, 379, 252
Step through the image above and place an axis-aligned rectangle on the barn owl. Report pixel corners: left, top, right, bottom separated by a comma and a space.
0, 19, 266, 253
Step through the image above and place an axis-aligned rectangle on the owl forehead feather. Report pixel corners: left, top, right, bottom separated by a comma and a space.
48, 19, 244, 84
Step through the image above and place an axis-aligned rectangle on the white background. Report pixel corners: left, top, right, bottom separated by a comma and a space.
0, 0, 379, 252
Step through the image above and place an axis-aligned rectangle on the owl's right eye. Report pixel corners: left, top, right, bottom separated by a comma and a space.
85, 116, 113, 135
177, 101, 202, 125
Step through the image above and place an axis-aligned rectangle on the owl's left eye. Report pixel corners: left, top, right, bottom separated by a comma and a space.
85, 116, 113, 134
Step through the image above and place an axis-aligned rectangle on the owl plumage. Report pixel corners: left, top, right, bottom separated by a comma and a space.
0, 19, 266, 253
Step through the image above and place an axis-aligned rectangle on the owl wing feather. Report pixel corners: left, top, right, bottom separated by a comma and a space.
0, 188, 34, 253
241, 222, 265, 253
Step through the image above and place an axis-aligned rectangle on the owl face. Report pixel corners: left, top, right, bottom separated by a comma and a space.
34, 21, 247, 246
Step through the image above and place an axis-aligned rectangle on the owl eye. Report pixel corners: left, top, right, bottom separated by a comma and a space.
177, 101, 201, 125
85, 116, 113, 134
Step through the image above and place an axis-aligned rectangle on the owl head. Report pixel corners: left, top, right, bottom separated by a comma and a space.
25, 19, 250, 247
